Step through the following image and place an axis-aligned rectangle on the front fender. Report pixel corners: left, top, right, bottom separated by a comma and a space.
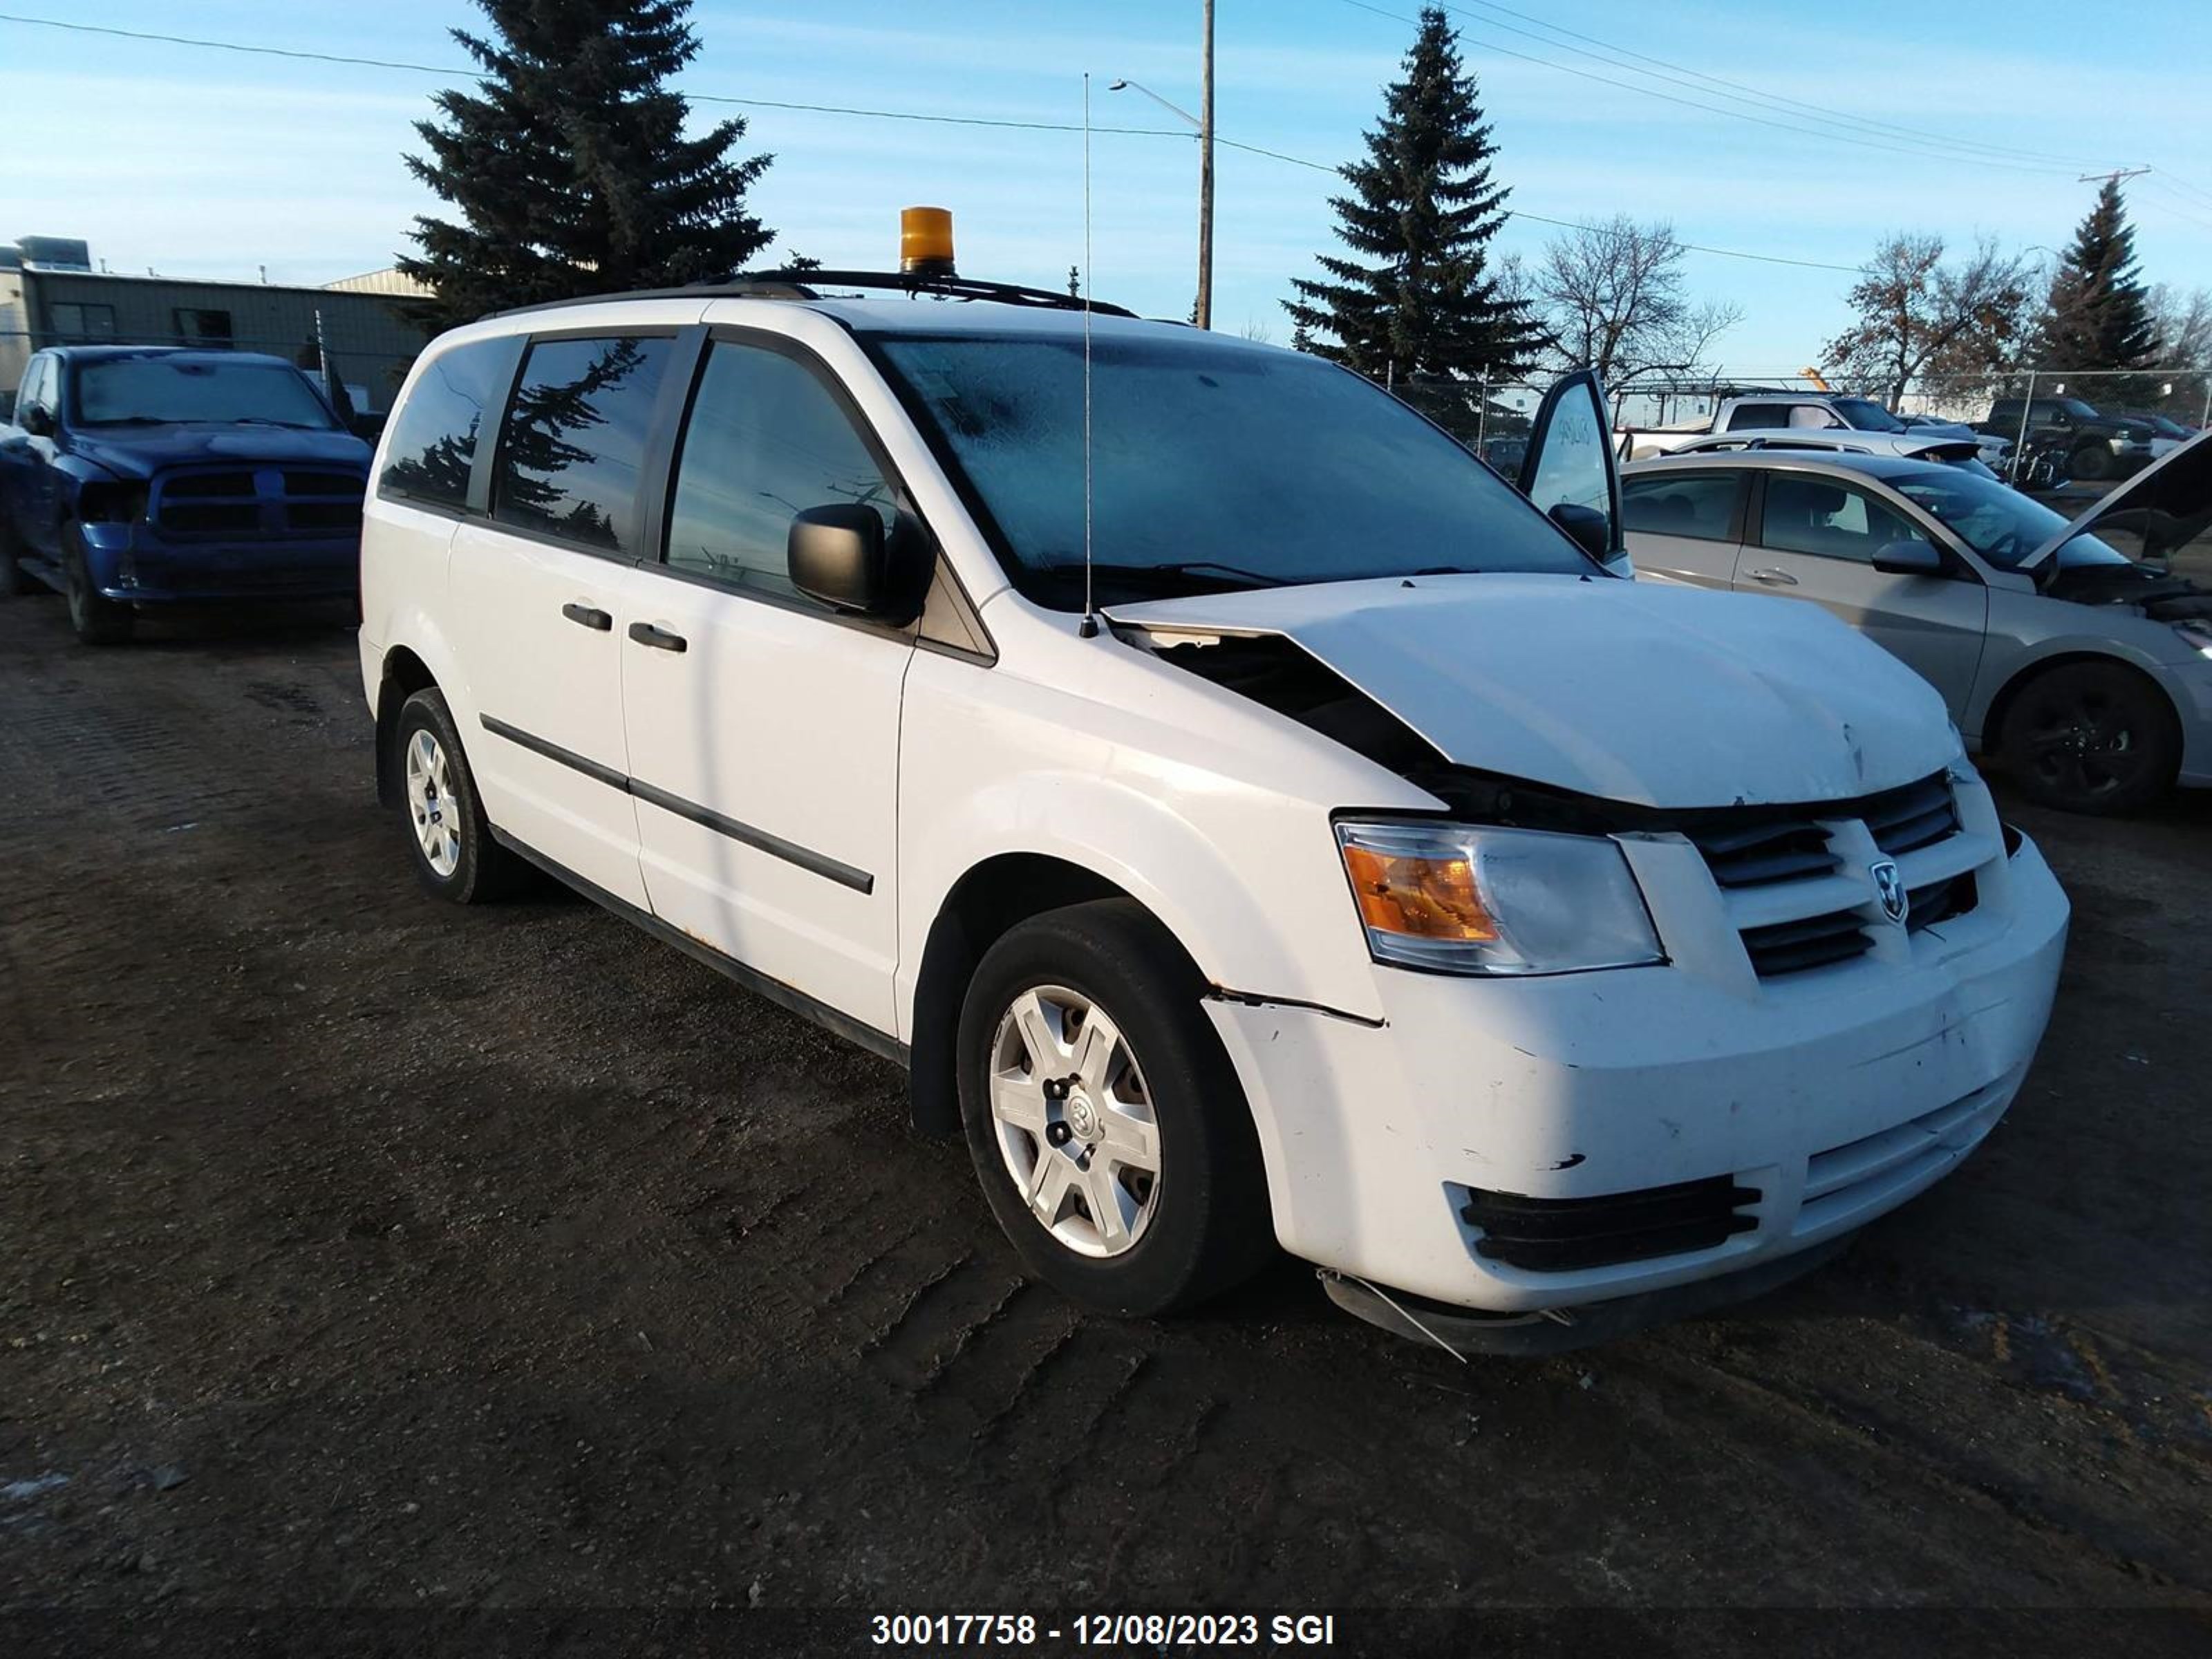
894, 657, 1394, 1042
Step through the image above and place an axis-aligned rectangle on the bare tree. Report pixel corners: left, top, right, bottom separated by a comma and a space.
1822, 234, 2035, 409
2149, 283, 2212, 420
1529, 216, 1741, 388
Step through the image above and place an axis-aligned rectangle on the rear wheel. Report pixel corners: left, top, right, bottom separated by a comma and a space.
393, 688, 523, 902
1997, 660, 2178, 815
957, 899, 1273, 1318
63, 527, 133, 644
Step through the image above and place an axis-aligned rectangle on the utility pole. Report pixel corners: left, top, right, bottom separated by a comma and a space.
2077, 167, 2150, 187
1197, 0, 1215, 331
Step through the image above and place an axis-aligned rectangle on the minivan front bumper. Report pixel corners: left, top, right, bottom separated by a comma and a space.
1206, 827, 2068, 1324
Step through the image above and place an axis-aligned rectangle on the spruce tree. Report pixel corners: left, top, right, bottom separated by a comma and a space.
399, 0, 774, 330
2036, 180, 2157, 371
1283, 6, 1535, 382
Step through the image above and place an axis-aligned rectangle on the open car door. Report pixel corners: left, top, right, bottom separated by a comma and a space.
1516, 367, 1631, 577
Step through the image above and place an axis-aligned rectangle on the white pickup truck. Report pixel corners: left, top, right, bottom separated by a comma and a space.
1620, 392, 2011, 470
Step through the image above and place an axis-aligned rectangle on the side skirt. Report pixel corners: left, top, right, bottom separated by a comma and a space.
487, 826, 912, 1071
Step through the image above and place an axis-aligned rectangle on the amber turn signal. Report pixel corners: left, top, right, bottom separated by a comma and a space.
901, 206, 956, 276
1340, 843, 1499, 943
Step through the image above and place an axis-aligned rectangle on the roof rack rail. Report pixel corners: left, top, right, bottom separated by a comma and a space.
726, 268, 1137, 318
494, 270, 1136, 321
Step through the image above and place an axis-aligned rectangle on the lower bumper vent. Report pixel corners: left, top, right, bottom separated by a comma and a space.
1459, 1175, 1761, 1272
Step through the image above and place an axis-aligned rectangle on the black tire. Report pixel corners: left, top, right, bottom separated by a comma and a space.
391, 688, 524, 903
957, 899, 1273, 1318
1996, 660, 2180, 815
62, 527, 133, 644
2068, 440, 2114, 482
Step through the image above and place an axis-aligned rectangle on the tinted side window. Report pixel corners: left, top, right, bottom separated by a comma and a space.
1622, 472, 1738, 541
1727, 404, 1789, 431
379, 336, 523, 509
1761, 476, 1930, 563
493, 336, 673, 554
663, 341, 894, 603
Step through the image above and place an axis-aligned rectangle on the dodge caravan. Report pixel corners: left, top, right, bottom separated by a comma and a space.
357, 245, 2068, 1353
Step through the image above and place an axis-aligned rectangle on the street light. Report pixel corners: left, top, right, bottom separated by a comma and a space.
1108, 5, 1215, 328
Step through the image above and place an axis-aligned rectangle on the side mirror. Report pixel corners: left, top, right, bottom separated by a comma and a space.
19, 404, 54, 438
1872, 539, 1944, 577
1549, 500, 1613, 562
788, 503, 920, 618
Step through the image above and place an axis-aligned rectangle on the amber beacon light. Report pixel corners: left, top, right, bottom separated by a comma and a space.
900, 207, 957, 276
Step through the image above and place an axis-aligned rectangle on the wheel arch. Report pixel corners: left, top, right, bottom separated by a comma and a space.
373, 644, 440, 808
906, 853, 1191, 1137
1981, 648, 2182, 762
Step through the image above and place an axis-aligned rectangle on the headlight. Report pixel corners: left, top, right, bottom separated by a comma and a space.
77, 480, 149, 523
2175, 621, 2212, 660
1334, 819, 1664, 975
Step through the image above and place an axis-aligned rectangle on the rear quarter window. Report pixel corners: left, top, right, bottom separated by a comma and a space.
378, 335, 525, 511
1622, 472, 1741, 541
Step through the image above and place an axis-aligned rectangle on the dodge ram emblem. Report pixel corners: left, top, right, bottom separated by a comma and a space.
1871, 859, 1909, 927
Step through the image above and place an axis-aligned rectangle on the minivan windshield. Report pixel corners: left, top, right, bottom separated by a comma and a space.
1892, 466, 2124, 572
871, 330, 1595, 606
1832, 397, 1904, 433
71, 356, 337, 430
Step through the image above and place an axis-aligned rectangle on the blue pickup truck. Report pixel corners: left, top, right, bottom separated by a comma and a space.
0, 345, 371, 643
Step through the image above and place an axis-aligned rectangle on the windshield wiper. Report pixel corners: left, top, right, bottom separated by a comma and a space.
233, 418, 325, 429
1078, 559, 1288, 592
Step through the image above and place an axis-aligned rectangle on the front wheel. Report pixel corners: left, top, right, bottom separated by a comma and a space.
2068, 441, 2115, 482
393, 688, 524, 902
1998, 661, 2179, 815
957, 899, 1273, 1318
63, 529, 133, 644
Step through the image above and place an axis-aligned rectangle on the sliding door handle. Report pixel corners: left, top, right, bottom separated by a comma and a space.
561, 602, 612, 631
627, 621, 688, 653
1744, 568, 1799, 587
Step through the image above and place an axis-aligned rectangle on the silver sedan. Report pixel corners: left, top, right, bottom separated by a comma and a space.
1623, 440, 2212, 814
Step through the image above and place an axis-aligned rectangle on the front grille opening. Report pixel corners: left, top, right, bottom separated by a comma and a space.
285, 501, 362, 532
1741, 908, 1872, 976
1687, 817, 1839, 888
162, 471, 256, 499
281, 470, 364, 497
160, 503, 260, 534
1907, 871, 1977, 932
1459, 1175, 1761, 1272
1863, 774, 1960, 856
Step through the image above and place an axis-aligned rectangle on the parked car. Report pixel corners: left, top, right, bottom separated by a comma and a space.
357, 247, 2065, 1356
1619, 391, 2012, 469
1978, 395, 2157, 482
1624, 440, 2212, 814
0, 345, 369, 644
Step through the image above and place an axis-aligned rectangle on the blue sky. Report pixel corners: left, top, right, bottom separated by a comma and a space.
3, 1, 2209, 373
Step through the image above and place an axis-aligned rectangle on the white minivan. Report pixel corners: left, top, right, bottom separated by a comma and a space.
357, 257, 2070, 1353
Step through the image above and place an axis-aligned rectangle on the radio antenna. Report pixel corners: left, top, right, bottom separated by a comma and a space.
1078, 71, 1099, 639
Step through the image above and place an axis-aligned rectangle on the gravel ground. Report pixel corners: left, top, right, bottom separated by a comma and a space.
1, 594, 2208, 1647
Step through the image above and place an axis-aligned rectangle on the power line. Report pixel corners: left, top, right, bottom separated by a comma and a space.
1427, 0, 2112, 172
0, 8, 1870, 276
1331, 0, 2081, 177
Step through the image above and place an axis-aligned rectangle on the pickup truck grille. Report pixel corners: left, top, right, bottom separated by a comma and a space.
150, 465, 365, 539
1685, 771, 1988, 980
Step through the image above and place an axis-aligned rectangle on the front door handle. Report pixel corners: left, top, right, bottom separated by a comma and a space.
561, 601, 612, 631
627, 621, 688, 653
1745, 568, 1799, 586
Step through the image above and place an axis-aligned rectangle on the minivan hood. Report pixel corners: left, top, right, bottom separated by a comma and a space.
67, 424, 370, 480
1112, 574, 1955, 809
